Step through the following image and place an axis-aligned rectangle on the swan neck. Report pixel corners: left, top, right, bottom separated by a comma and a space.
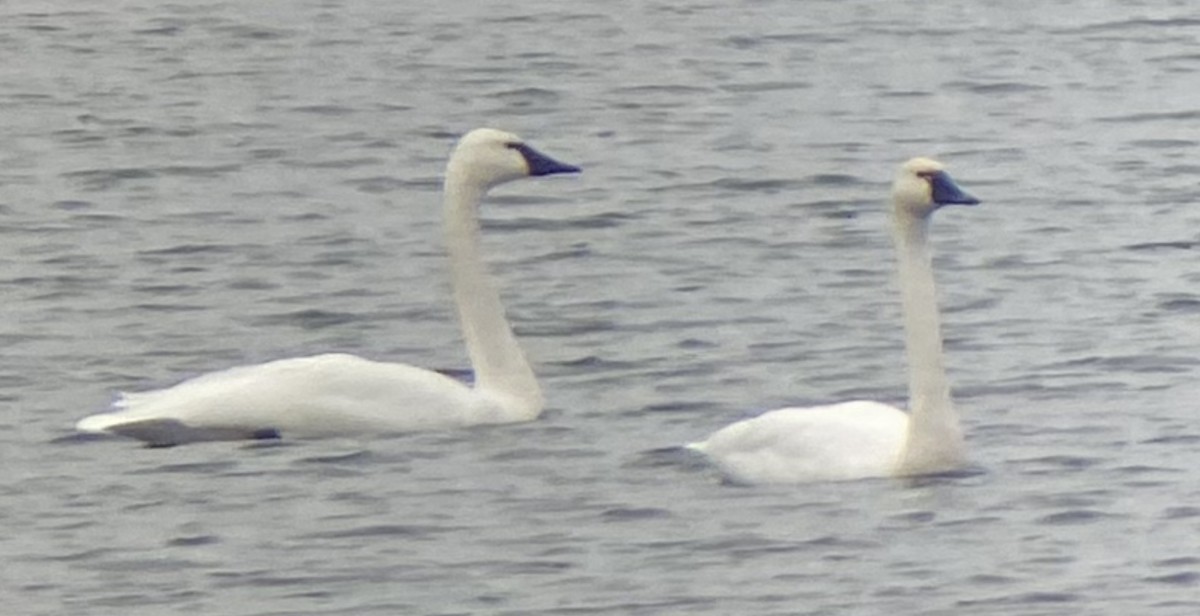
443, 172, 542, 417
892, 211, 964, 474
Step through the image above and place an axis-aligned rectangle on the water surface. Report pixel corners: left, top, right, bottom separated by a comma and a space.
3, 1, 1200, 614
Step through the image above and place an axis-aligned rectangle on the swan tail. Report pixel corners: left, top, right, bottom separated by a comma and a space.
110, 419, 280, 447
73, 391, 171, 435
76, 414, 280, 447
76, 390, 281, 447
75, 412, 125, 434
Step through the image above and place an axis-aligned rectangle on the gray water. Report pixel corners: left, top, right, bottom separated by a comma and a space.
4, 0, 1200, 614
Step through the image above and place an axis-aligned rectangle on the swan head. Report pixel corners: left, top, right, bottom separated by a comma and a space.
448, 128, 580, 189
891, 157, 979, 219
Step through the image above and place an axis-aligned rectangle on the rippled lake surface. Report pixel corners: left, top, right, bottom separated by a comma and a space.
4, 1, 1200, 614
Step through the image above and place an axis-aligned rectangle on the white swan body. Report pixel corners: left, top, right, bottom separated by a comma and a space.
689, 158, 979, 484
76, 128, 580, 446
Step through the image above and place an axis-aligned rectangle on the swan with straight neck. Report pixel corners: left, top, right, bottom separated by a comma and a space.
75, 128, 579, 446
688, 158, 979, 484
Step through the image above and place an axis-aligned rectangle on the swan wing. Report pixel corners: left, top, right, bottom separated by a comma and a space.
76, 353, 505, 445
689, 401, 909, 484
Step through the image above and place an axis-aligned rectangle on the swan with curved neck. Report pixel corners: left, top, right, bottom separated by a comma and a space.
688, 158, 979, 484
75, 128, 579, 446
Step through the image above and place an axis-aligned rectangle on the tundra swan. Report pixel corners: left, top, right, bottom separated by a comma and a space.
688, 158, 979, 484
75, 128, 579, 446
